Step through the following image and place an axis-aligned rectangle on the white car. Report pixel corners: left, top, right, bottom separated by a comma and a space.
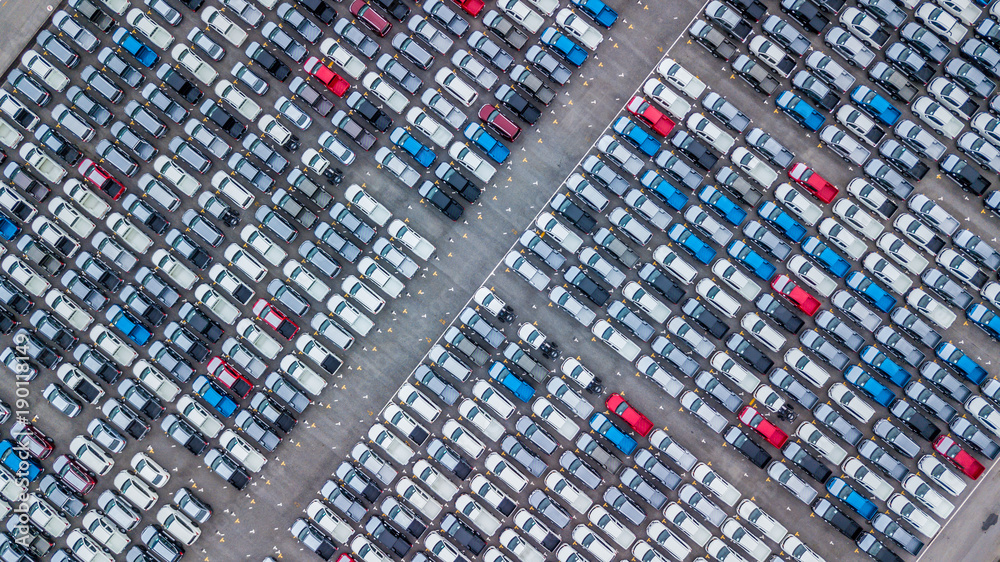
902, 473, 955, 518
358, 257, 404, 299
387, 219, 435, 261
64, 180, 109, 219
215, 80, 262, 120
472, 381, 516, 419
48, 197, 94, 238
22, 143, 66, 183
114, 471, 158, 511
775, 183, 822, 226
470, 474, 514, 515
587, 505, 633, 549
449, 142, 496, 183
239, 226, 286, 266
913, 95, 964, 139
202, 6, 248, 46
915, 2, 968, 43
645, 78, 693, 120
657, 59, 706, 98
500, 529, 544, 562
363, 73, 409, 113
741, 312, 786, 352
436, 68, 478, 107
369, 424, 415, 465
397, 383, 440, 423
502, 0, 544, 34
280, 353, 327, 395
91, 325, 137, 366
45, 290, 93, 331
622, 281, 671, 323
259, 114, 295, 147
156, 505, 201, 546
721, 518, 771, 562
66, 529, 113, 562
592, 320, 641, 362
878, 233, 928, 275
106, 213, 152, 254
344, 184, 391, 226
688, 112, 734, 153
284, 261, 331, 301
152, 249, 197, 290
556, 8, 603, 50
194, 285, 240, 324
456, 494, 501, 535
834, 199, 883, 239
696, 278, 740, 318
781, 536, 825, 562
21, 50, 69, 92
236, 319, 281, 359
712, 259, 761, 301
327, 295, 375, 337
571, 526, 615, 562
736, 500, 788, 543
788, 255, 837, 297
177, 395, 224, 438
458, 399, 505, 442
134, 360, 180, 402
653, 245, 699, 284
352, 536, 391, 562
536, 212, 583, 253
732, 147, 778, 187
153, 155, 201, 196
693, 462, 741, 506
81, 510, 129, 554
547, 471, 593, 514
2, 256, 49, 296
171, 44, 217, 85
796, 422, 848, 464
749, 35, 794, 78
941, 0, 981, 24
70, 435, 115, 476
131, 453, 170, 488
212, 172, 255, 209
485, 452, 528, 492
829, 382, 876, 423
219, 429, 266, 473
906, 288, 956, 329
28, 493, 70, 538
406, 107, 453, 148
917, 455, 967, 496
966, 395, 1000, 437
711, 351, 760, 393
531, 397, 580, 440
818, 218, 868, 260
664, 502, 712, 547
842, 457, 894, 502
126, 8, 174, 50
646, 520, 691, 560
307, 500, 353, 544
863, 253, 913, 295
319, 39, 367, 79
888, 494, 940, 538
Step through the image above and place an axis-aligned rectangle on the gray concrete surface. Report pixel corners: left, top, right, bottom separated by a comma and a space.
0, 0, 57, 73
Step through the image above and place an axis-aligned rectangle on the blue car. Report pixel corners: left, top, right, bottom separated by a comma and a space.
859, 346, 912, 388
464, 123, 509, 164
390, 127, 436, 168
776, 91, 826, 132
758, 201, 806, 242
826, 477, 878, 520
193, 375, 238, 417
844, 365, 896, 407
112, 28, 159, 68
968, 303, 1000, 340
570, 0, 618, 27
668, 224, 716, 264
0, 440, 42, 481
613, 117, 660, 157
0, 213, 19, 240
540, 27, 588, 66
801, 236, 851, 278
850, 85, 901, 126
936, 342, 988, 385
105, 304, 151, 346
845, 271, 896, 313
641, 170, 688, 210
726, 240, 776, 281
697, 185, 746, 226
488, 361, 534, 402
588, 412, 637, 455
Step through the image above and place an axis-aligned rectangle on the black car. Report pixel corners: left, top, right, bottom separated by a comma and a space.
638, 264, 685, 303
792, 70, 840, 111
434, 163, 480, 202
155, 65, 203, 104
246, 42, 290, 81
495, 84, 540, 124
0, 278, 31, 314
291, 519, 337, 561
77, 252, 123, 292
780, 0, 829, 33
346, 91, 392, 131
564, 266, 609, 306
782, 441, 831, 483
885, 43, 934, 84
200, 100, 246, 139
723, 425, 771, 468
166, 230, 212, 270
858, 532, 905, 562
427, 438, 471, 479
417, 181, 463, 220
17, 330, 62, 370
297, 0, 338, 23
671, 130, 718, 170
755, 293, 805, 334
813, 498, 863, 540
863, 159, 915, 199
373, 0, 409, 20
74, 344, 121, 383
206, 449, 250, 489
549, 194, 596, 233
250, 392, 297, 433
178, 303, 223, 343
34, 125, 82, 166
940, 153, 991, 195
681, 298, 728, 338
365, 516, 411, 556
689, 19, 738, 60
440, 514, 486, 555
729, 0, 767, 21
726, 333, 773, 373
332, 110, 377, 150
879, 140, 928, 180
484, 10, 529, 50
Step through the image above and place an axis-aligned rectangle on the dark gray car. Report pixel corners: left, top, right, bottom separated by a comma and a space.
814, 402, 863, 445
769, 368, 819, 408
528, 490, 572, 529
694, 371, 742, 412
501, 435, 546, 476
634, 449, 682, 490
603, 487, 646, 526
558, 451, 601, 489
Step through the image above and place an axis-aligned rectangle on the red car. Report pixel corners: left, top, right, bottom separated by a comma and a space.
788, 163, 838, 203
53, 455, 96, 494
934, 435, 984, 479
78, 158, 125, 200
738, 406, 787, 447
626, 95, 675, 137
479, 104, 521, 141
304, 57, 350, 97
451, 0, 484, 16
350, 0, 392, 36
606, 393, 654, 436
11, 421, 54, 460
208, 357, 253, 398
252, 299, 299, 340
771, 274, 820, 316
